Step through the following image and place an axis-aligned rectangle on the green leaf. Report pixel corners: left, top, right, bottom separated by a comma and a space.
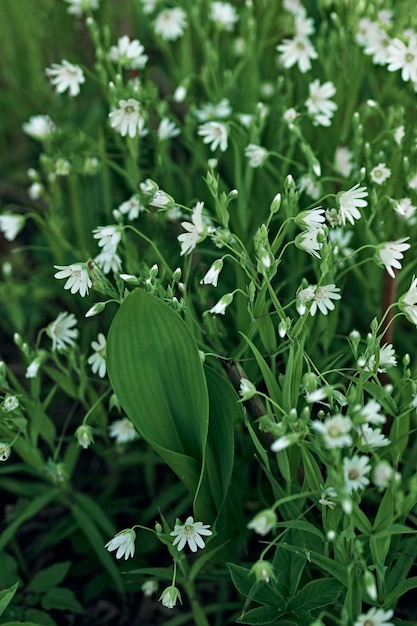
41, 587, 83, 613
288, 578, 342, 612
239, 332, 282, 408
384, 575, 417, 606
107, 289, 209, 497
0, 582, 19, 617
237, 605, 284, 624
24, 608, 57, 626
29, 562, 71, 594
272, 538, 306, 598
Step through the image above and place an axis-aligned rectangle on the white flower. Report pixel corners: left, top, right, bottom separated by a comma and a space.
22, 115, 55, 140
305, 79, 337, 126
178, 202, 206, 255
277, 35, 318, 73
149, 190, 175, 209
109, 417, 139, 443
3, 395, 19, 412
0, 215, 25, 241
393, 197, 416, 223
356, 17, 378, 47
108, 35, 148, 69
47, 312, 78, 351
408, 172, 417, 190
400, 275, 417, 325
209, 292, 233, 315
387, 37, 417, 83
356, 399, 386, 426
295, 228, 323, 258
45, 60, 85, 96
210, 1, 238, 31
334, 146, 354, 177
170, 516, 212, 552
358, 424, 390, 448
140, 0, 157, 14
337, 184, 368, 225
198, 121, 228, 152
109, 98, 145, 138
95, 249, 122, 274
141, 580, 158, 597
157, 117, 180, 141
0, 443, 11, 462
29, 183, 44, 200
105, 529, 136, 560
76, 425, 94, 449
310, 284, 341, 316
377, 238, 410, 278
200, 259, 223, 287
239, 378, 257, 401
118, 195, 144, 220
319, 486, 337, 509
298, 175, 321, 200
244, 144, 268, 168
63, 0, 100, 16
354, 607, 394, 626
283, 107, 299, 124
296, 207, 325, 230
394, 125, 405, 145
247, 509, 277, 536
250, 560, 275, 583
88, 333, 106, 378
370, 163, 391, 184
54, 263, 92, 297
270, 435, 294, 452
294, 12, 315, 37
343, 455, 371, 493
312, 415, 353, 449
373, 460, 396, 491
367, 343, 397, 373
153, 7, 187, 41
363, 25, 392, 65
25, 356, 42, 379
93, 225, 122, 253
159, 586, 182, 609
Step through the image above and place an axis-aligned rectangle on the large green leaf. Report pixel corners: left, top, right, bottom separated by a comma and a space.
107, 289, 209, 498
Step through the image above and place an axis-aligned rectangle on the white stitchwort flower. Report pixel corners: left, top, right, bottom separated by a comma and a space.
158, 117, 180, 141
93, 225, 122, 253
363, 25, 392, 65
198, 121, 228, 152
0, 215, 25, 241
309, 284, 341, 316
76, 424, 94, 449
22, 115, 55, 140
108, 36, 148, 69
298, 174, 321, 200
45, 60, 85, 96
312, 415, 353, 449
370, 163, 391, 185
194, 98, 232, 122
200, 259, 223, 287
0, 443, 11, 462
373, 460, 396, 491
64, 0, 100, 17
244, 144, 269, 168
105, 529, 136, 560
343, 455, 371, 493
210, 1, 239, 31
239, 378, 257, 401
209, 292, 233, 315
353, 607, 394, 626
358, 424, 390, 448
387, 37, 417, 83
366, 343, 397, 373
296, 207, 325, 230
377, 238, 410, 278
393, 197, 416, 223
334, 146, 354, 177
2, 395, 19, 412
159, 586, 182, 609
95, 249, 122, 274
277, 35, 318, 73
47, 312, 78, 351
88, 333, 106, 378
295, 228, 323, 258
118, 194, 145, 220
54, 262, 92, 297
355, 399, 386, 426
178, 202, 206, 255
109, 98, 145, 138
399, 275, 417, 325
109, 417, 139, 443
305, 79, 337, 126
141, 580, 158, 597
247, 509, 277, 536
153, 7, 187, 41
337, 184, 368, 225
170, 516, 212, 552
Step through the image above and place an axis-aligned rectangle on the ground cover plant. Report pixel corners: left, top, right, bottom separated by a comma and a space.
1, 0, 417, 624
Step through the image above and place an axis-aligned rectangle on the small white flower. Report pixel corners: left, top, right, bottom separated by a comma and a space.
370, 163, 391, 185
393, 197, 416, 222
0, 215, 25, 241
47, 312, 78, 351
394, 125, 405, 145
0, 443, 11, 462
45, 60, 85, 97
270, 435, 293, 452
377, 238, 410, 278
366, 343, 397, 373
25, 357, 42, 379
363, 25, 392, 65
295, 228, 323, 258
387, 37, 417, 83
355, 399, 386, 426
93, 225, 122, 253
343, 455, 371, 493
247, 509, 277, 536
358, 424, 390, 448
400, 275, 417, 325
250, 560, 275, 583
109, 98, 145, 138
244, 144, 268, 168
298, 174, 321, 200
209, 292, 233, 315
283, 107, 299, 124
198, 121, 228, 152
76, 425, 94, 449
157, 117, 180, 141
88, 333, 106, 378
239, 378, 257, 401
296, 207, 325, 230
200, 259, 223, 287
105, 528, 136, 560
63, 0, 100, 17
310, 284, 341, 316
95, 249, 122, 274
305, 79, 337, 125
109, 417, 139, 443
159, 586, 182, 609
118, 195, 144, 220
178, 202, 206, 255
210, 1, 238, 31
22, 115, 55, 140
353, 607, 394, 626
170, 516, 212, 552
54, 262, 92, 297
108, 35, 148, 69
3, 395, 19, 412
141, 580, 158, 597
312, 415, 352, 449
373, 460, 396, 491
29, 183, 44, 200
337, 184, 368, 225
153, 7, 187, 41
277, 35, 318, 73
149, 190, 175, 209
319, 486, 337, 509
334, 146, 354, 177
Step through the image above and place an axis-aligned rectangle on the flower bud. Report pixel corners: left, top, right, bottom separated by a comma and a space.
76, 425, 94, 449
250, 560, 275, 583
159, 585, 182, 609
247, 509, 277, 536
0, 443, 11, 462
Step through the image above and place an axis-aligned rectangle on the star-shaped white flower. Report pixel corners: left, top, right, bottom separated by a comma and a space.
170, 516, 212, 552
